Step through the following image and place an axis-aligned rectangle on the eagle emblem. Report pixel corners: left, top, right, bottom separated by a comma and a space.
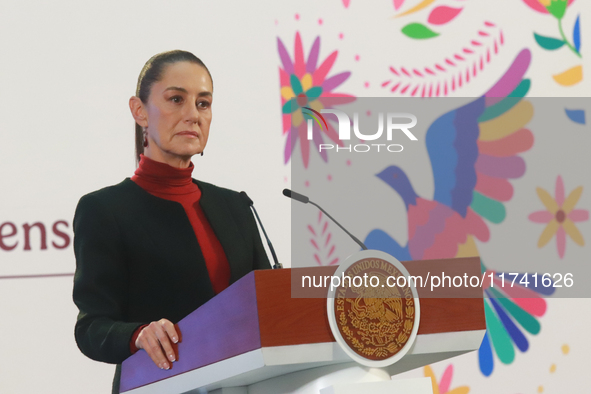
335, 261, 415, 360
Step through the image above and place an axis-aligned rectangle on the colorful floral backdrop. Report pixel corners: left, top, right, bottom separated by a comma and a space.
277, 1, 589, 393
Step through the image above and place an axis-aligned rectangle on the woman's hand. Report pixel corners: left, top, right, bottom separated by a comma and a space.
135, 319, 181, 370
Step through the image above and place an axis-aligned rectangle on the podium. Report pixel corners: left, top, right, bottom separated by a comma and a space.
120, 257, 485, 394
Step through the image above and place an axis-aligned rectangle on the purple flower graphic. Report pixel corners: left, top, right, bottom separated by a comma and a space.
278, 32, 355, 168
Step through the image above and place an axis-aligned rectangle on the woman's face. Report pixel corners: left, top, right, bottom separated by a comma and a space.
141, 61, 213, 166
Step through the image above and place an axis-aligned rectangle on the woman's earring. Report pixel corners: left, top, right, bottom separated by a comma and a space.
201, 151, 204, 157
142, 127, 148, 147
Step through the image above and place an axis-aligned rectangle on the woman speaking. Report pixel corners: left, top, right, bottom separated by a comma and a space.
72, 50, 271, 393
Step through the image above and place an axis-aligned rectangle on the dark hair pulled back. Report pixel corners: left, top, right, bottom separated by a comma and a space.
134, 50, 213, 163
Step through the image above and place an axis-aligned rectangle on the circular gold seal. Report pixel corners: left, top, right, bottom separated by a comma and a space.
327, 250, 420, 367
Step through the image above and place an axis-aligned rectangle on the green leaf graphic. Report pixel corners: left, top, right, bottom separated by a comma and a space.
534, 32, 565, 50
545, 0, 567, 19
401, 23, 439, 39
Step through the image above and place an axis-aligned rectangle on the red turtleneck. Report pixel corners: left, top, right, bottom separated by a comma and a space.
128, 154, 230, 353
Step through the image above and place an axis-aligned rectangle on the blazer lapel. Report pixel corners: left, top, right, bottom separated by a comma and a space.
122, 179, 212, 280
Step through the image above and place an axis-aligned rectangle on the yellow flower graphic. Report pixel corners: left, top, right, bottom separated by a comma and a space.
424, 364, 469, 394
529, 175, 589, 258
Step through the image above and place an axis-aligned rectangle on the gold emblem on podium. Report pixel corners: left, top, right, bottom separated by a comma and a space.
327, 251, 420, 366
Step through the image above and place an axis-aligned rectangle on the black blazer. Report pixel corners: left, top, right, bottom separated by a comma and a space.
72, 178, 270, 391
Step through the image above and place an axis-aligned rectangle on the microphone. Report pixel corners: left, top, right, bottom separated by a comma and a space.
240, 192, 282, 269
282, 189, 309, 204
282, 189, 368, 251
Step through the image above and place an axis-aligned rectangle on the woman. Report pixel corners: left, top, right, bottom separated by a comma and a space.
72, 50, 271, 393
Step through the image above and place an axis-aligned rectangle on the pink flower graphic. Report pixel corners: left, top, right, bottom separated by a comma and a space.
529, 175, 588, 258
277, 32, 355, 168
